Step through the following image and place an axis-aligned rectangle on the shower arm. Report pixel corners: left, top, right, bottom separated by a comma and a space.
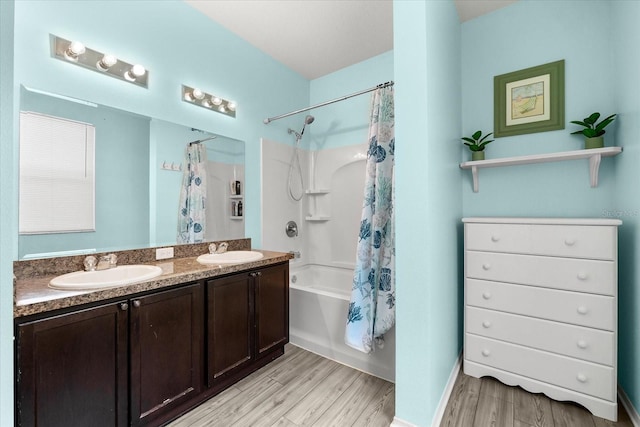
263, 81, 394, 124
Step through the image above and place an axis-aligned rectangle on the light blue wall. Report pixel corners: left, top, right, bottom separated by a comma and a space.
18, 90, 151, 257
0, 1, 15, 424
12, 0, 310, 250
461, 0, 639, 415
461, 0, 616, 215
394, 1, 462, 425
308, 51, 393, 150
612, 0, 640, 412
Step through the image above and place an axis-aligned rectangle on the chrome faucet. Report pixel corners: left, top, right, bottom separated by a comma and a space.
208, 242, 229, 254
83, 256, 97, 272
96, 254, 117, 271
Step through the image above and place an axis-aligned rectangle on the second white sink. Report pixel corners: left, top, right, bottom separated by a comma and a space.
197, 251, 264, 265
49, 265, 163, 290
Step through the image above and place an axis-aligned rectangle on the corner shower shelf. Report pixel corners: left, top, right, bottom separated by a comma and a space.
230, 216, 243, 220
229, 195, 243, 199
305, 216, 330, 222
305, 189, 330, 195
459, 147, 622, 192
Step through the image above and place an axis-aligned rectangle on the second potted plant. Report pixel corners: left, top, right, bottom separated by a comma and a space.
462, 130, 494, 161
570, 112, 616, 149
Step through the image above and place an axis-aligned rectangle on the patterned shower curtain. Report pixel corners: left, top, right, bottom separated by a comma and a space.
177, 143, 208, 243
345, 87, 395, 354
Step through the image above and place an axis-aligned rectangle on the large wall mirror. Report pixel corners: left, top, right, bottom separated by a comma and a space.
18, 86, 245, 259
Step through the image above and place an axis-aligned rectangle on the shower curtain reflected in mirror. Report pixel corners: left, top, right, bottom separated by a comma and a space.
345, 86, 395, 354
177, 143, 208, 243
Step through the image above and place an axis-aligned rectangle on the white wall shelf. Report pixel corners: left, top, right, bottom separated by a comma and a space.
305, 189, 330, 195
459, 147, 622, 192
230, 216, 243, 220
229, 195, 243, 199
305, 216, 330, 222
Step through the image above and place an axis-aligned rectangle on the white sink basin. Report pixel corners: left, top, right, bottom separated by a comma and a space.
49, 265, 164, 290
197, 251, 264, 265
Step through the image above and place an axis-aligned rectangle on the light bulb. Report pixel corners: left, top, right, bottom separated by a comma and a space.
96, 54, 117, 71
192, 88, 205, 100
227, 101, 237, 111
211, 96, 222, 106
124, 64, 146, 81
64, 41, 86, 62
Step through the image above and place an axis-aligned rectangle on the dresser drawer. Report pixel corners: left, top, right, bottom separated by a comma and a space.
466, 251, 615, 296
465, 223, 616, 260
466, 306, 614, 366
465, 334, 615, 401
466, 279, 615, 330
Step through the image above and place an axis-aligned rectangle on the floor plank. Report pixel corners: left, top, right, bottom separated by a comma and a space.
351, 381, 396, 427
513, 386, 554, 427
440, 373, 482, 427
284, 362, 361, 426
473, 392, 514, 427
550, 399, 597, 427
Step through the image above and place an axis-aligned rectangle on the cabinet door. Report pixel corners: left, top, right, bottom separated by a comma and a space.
16, 302, 129, 427
129, 283, 203, 426
207, 273, 253, 387
255, 263, 289, 358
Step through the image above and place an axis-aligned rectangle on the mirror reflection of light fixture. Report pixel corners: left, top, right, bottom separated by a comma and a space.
51, 34, 149, 88
181, 85, 237, 118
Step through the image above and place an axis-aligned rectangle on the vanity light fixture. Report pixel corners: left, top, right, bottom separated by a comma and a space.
51, 34, 149, 88
182, 85, 237, 118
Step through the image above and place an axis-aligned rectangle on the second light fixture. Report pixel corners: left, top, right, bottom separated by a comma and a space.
182, 85, 236, 118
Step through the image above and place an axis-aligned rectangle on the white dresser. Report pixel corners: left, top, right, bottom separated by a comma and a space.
463, 217, 621, 421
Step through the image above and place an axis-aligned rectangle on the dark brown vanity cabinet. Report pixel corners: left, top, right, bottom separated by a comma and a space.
16, 282, 203, 427
15, 262, 289, 427
129, 283, 203, 426
16, 301, 129, 427
206, 262, 289, 388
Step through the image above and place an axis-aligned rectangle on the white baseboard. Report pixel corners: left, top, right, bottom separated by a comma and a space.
431, 352, 462, 427
390, 416, 418, 427
390, 353, 461, 427
619, 385, 640, 427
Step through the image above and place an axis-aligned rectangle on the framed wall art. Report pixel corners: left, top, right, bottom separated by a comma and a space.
494, 60, 565, 137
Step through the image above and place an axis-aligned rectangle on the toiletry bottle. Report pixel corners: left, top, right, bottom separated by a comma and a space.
231, 201, 237, 216
237, 201, 243, 216
235, 180, 241, 195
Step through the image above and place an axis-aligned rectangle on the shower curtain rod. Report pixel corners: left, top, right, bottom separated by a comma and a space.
188, 136, 217, 145
263, 80, 394, 124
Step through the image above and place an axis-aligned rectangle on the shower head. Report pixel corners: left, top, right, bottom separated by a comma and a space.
300, 114, 315, 135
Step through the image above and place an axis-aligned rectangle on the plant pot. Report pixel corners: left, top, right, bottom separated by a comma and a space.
585, 136, 604, 149
472, 151, 485, 161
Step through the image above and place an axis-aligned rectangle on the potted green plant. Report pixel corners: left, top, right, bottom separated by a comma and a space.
570, 112, 616, 149
462, 130, 494, 161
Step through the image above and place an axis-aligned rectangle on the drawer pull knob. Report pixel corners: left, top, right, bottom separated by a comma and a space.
482, 321, 492, 328
577, 340, 588, 349
565, 239, 576, 246
482, 292, 492, 300
577, 272, 588, 280
576, 373, 588, 383
577, 306, 589, 315
482, 263, 491, 270
491, 236, 500, 242
481, 349, 491, 357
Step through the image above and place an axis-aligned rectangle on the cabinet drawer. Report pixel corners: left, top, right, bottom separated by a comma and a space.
465, 223, 616, 260
466, 306, 614, 366
465, 334, 615, 401
466, 251, 615, 296
466, 279, 615, 331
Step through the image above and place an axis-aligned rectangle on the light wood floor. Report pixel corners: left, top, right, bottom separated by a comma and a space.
440, 371, 634, 427
167, 343, 395, 427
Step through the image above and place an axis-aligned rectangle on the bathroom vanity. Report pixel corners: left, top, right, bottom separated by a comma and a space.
13, 245, 291, 427
463, 217, 621, 421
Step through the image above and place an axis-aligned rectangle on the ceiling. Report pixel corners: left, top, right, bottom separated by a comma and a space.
185, 0, 516, 80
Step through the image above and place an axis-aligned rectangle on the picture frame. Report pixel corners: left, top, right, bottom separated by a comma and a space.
494, 60, 565, 137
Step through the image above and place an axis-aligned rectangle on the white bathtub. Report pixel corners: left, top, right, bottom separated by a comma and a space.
289, 263, 395, 382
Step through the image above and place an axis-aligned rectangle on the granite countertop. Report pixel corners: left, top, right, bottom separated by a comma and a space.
15, 250, 293, 318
